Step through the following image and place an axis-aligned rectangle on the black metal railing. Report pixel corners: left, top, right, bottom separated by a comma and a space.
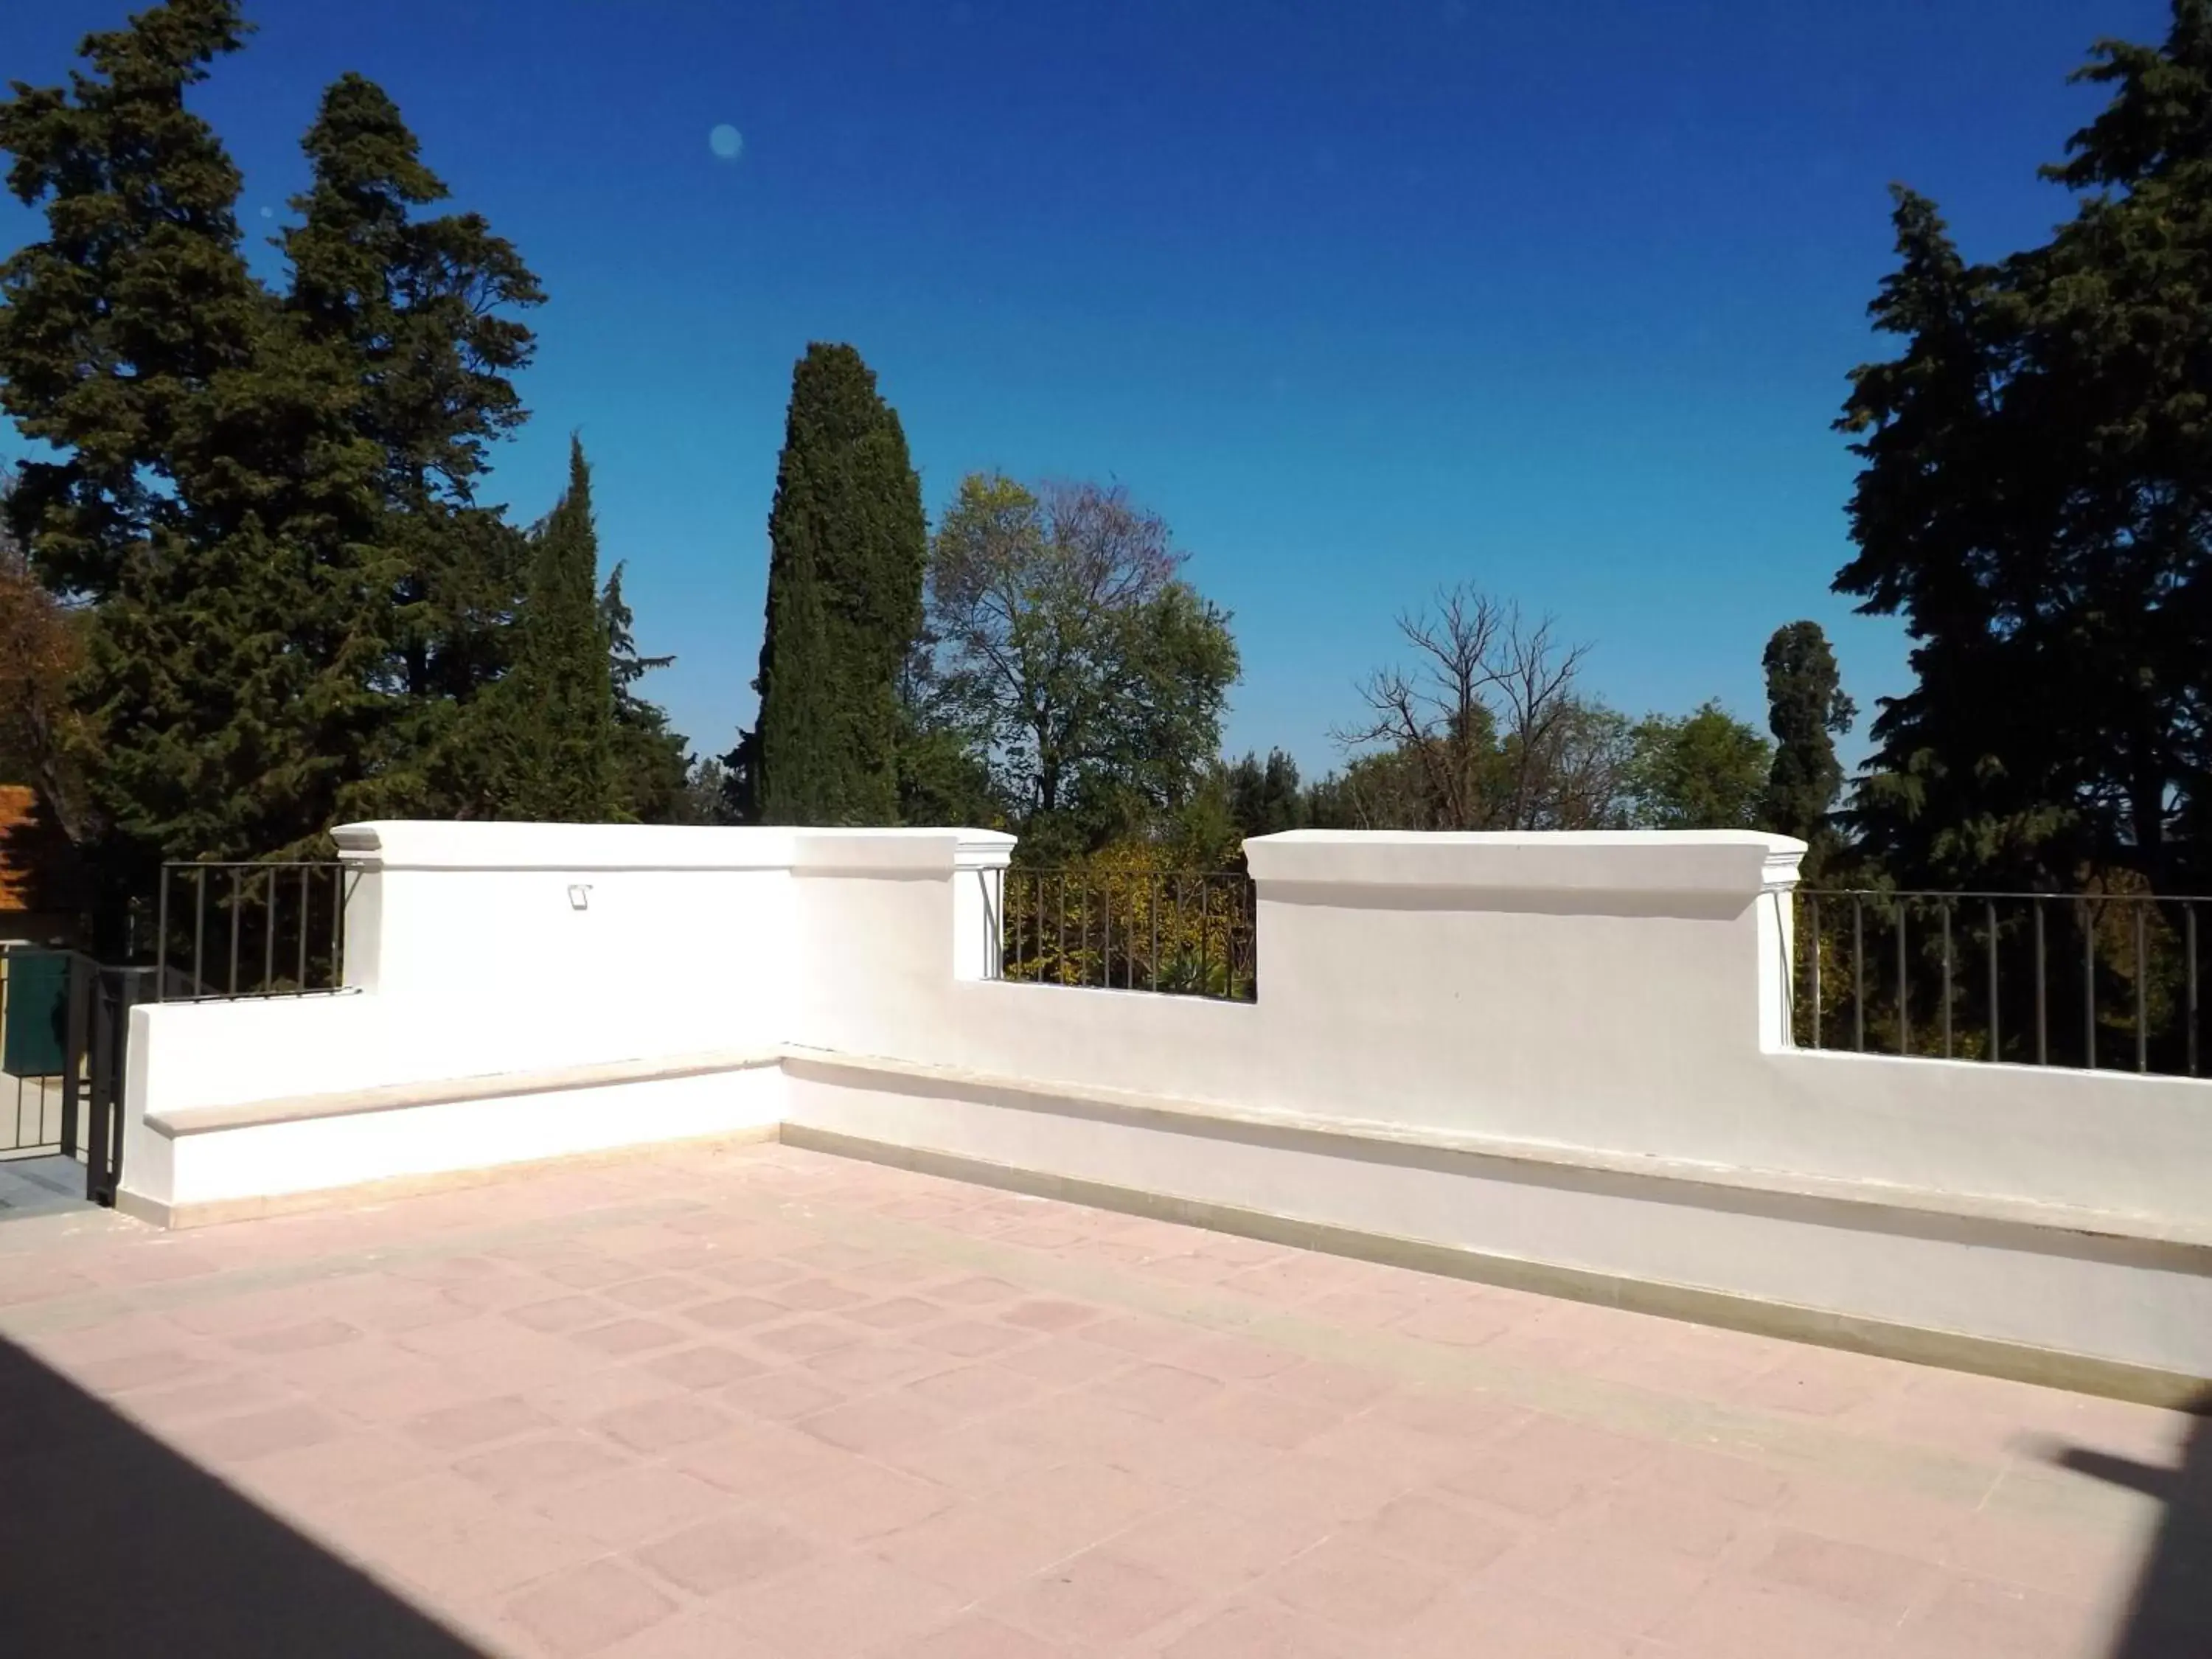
154, 861, 355, 1001
1000, 869, 1256, 1001
1796, 889, 2207, 1077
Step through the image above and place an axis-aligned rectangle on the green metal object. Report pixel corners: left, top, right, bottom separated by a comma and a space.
2, 950, 71, 1077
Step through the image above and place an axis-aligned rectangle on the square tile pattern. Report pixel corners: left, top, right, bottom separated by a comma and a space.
0, 1140, 2199, 1658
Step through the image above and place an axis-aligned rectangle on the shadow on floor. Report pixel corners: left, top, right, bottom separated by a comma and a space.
0, 1333, 481, 1656
2042, 1390, 2212, 1659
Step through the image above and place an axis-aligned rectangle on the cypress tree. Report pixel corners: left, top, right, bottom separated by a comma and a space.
602, 561, 690, 821
734, 343, 925, 825
1759, 622, 1856, 854
497, 438, 619, 821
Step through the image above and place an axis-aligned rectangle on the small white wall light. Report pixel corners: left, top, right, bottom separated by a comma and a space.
567, 883, 592, 911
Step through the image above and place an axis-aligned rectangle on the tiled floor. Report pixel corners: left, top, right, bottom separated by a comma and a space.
0, 1140, 2205, 1657
0, 1151, 96, 1219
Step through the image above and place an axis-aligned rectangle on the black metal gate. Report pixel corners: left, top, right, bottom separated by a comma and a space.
1, 947, 180, 1207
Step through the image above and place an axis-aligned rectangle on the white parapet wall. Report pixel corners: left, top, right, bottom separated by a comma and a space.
122, 821, 2212, 1399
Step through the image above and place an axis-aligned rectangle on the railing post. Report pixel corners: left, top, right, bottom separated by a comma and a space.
2135, 903, 2149, 1074
1852, 897, 1865, 1052
59, 954, 88, 1162
2034, 899, 2047, 1065
2084, 909, 2097, 1071
2190, 902, 2201, 1079
1808, 895, 1821, 1046
1986, 899, 2000, 1060
1940, 900, 1952, 1058
155, 867, 169, 1002
1895, 900, 1910, 1057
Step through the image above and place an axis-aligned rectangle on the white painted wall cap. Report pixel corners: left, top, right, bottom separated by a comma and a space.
333, 821, 807, 872
333, 821, 1018, 874
790, 828, 1016, 875
1242, 829, 1806, 895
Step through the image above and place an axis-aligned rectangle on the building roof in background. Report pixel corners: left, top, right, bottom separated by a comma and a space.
0, 785, 43, 910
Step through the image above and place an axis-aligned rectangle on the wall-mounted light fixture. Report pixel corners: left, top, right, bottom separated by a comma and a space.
567, 884, 592, 911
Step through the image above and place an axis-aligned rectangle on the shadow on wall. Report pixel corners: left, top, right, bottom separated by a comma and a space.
0, 1334, 481, 1657
2042, 1390, 2212, 1658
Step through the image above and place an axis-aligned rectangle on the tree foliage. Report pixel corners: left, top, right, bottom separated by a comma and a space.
493, 438, 620, 821
1838, 1, 2212, 891
0, 466, 92, 843
923, 473, 1239, 862
734, 342, 926, 827
282, 69, 544, 820
602, 561, 689, 821
0, 3, 685, 891
1625, 700, 1771, 830
1329, 585, 1632, 830
1759, 620, 1854, 855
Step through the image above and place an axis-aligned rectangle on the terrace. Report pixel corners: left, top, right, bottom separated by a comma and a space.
2, 820, 2208, 1656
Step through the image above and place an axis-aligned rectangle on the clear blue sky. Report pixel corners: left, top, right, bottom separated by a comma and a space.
1, 0, 2170, 778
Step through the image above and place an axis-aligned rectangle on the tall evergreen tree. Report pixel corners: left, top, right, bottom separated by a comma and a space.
1759, 621, 1856, 855
280, 71, 543, 818
497, 439, 619, 821
0, 0, 389, 872
0, 0, 262, 605
1838, 2, 2212, 891
732, 343, 925, 825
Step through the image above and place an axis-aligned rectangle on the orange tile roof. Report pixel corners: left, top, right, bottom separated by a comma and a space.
0, 785, 44, 910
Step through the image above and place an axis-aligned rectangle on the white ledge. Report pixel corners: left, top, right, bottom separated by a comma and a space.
1243, 829, 1806, 898
333, 821, 1016, 875
146, 1048, 782, 1135
780, 1046, 2211, 1255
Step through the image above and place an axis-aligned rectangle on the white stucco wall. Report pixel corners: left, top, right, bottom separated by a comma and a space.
117, 820, 2212, 1382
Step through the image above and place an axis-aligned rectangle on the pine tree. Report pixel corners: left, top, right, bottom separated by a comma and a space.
1838, 3, 2212, 891
734, 343, 926, 825
1759, 622, 1856, 854
496, 438, 619, 821
280, 71, 543, 818
0, 0, 389, 874
0, 0, 263, 605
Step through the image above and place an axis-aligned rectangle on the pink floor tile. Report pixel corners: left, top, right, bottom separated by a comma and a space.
1, 1140, 2188, 1659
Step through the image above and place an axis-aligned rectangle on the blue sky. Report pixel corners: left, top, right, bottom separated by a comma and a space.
2, 0, 2171, 777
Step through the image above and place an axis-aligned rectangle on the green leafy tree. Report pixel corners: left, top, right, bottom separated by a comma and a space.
1838, 2, 2212, 891
1626, 700, 1772, 830
493, 439, 619, 821
893, 633, 1004, 828
1759, 621, 1856, 856
732, 342, 926, 826
925, 473, 1240, 863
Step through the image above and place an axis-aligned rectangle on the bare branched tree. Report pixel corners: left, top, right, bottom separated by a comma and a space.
1333, 583, 1610, 830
